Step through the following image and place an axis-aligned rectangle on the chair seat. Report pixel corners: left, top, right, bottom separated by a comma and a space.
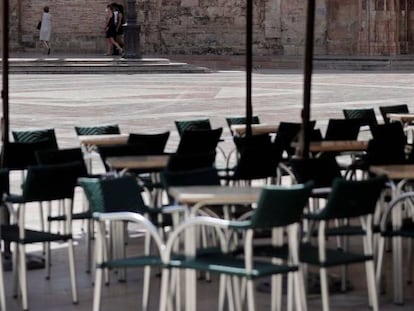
48, 210, 92, 222
99, 255, 163, 269
299, 243, 373, 268
2, 224, 72, 244
168, 253, 297, 279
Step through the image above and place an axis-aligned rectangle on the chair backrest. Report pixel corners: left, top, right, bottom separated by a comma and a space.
161, 167, 221, 188
175, 118, 212, 137
74, 124, 121, 136
166, 151, 217, 171
1, 140, 57, 170
321, 176, 386, 220
289, 155, 342, 188
12, 128, 58, 150
35, 148, 88, 177
232, 134, 281, 180
127, 131, 170, 154
250, 182, 313, 229
22, 162, 85, 202
226, 115, 260, 136
274, 121, 316, 159
379, 104, 409, 124
98, 143, 159, 171
324, 118, 361, 141
175, 128, 223, 155
0, 169, 10, 197
343, 108, 378, 129
365, 122, 407, 165
78, 176, 148, 214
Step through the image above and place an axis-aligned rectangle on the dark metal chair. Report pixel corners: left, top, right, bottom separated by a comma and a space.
379, 104, 409, 124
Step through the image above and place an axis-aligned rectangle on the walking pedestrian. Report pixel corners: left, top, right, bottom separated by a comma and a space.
39, 6, 52, 55
104, 4, 124, 56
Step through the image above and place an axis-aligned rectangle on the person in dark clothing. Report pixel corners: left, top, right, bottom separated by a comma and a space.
104, 4, 123, 56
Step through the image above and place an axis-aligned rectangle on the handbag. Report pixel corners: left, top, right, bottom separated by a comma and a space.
37, 21, 41, 30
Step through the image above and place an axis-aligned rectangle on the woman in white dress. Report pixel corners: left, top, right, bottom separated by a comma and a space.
39, 6, 52, 55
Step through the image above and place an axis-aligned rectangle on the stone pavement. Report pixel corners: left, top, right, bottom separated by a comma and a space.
1, 60, 414, 310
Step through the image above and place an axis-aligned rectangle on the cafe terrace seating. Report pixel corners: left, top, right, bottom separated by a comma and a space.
223, 134, 281, 185
2, 162, 83, 311
12, 128, 59, 150
174, 118, 212, 137
225, 115, 260, 137
74, 124, 121, 136
343, 108, 378, 135
159, 182, 313, 311
79, 176, 184, 311
300, 176, 386, 311
35, 147, 94, 273
379, 104, 410, 124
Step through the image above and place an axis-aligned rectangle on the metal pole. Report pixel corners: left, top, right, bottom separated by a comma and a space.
245, 0, 253, 137
123, 0, 140, 58
1, 0, 10, 167
295, 0, 315, 159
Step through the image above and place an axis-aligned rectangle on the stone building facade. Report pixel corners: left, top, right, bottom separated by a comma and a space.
5, 0, 414, 56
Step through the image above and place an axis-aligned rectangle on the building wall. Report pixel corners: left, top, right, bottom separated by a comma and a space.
7, 0, 414, 56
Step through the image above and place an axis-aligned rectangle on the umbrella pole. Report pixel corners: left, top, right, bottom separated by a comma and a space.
1, 0, 10, 168
296, 0, 315, 159
245, 0, 253, 137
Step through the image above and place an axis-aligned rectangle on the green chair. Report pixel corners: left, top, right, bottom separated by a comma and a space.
300, 176, 386, 311
74, 124, 122, 173
12, 128, 59, 150
159, 182, 313, 311
174, 118, 212, 137
74, 124, 121, 136
79, 176, 183, 311
376, 191, 414, 305
2, 162, 83, 311
225, 115, 260, 137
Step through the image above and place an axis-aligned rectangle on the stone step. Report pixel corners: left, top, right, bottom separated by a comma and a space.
2, 54, 414, 73
1, 57, 212, 74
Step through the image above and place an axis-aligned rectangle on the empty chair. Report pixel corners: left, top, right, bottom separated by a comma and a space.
379, 104, 409, 124
300, 176, 386, 311
273, 121, 317, 161
12, 128, 58, 150
224, 134, 281, 184
160, 182, 313, 311
343, 108, 378, 131
2, 162, 83, 310
79, 176, 181, 311
175, 118, 212, 137
74, 124, 121, 136
127, 131, 170, 154
175, 127, 223, 155
226, 115, 260, 136
324, 118, 361, 141
35, 148, 94, 272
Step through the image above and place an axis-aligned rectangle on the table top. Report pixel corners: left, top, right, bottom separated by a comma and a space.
78, 134, 129, 146
105, 154, 170, 170
370, 164, 414, 180
387, 113, 414, 123
230, 124, 278, 136
308, 140, 368, 152
169, 185, 262, 205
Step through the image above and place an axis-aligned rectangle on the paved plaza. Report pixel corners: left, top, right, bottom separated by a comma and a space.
1, 67, 414, 310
